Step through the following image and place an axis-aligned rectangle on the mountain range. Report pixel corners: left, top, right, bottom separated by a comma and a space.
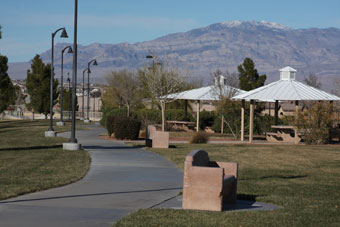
8, 21, 340, 91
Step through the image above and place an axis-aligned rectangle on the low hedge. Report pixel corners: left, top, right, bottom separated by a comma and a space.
114, 117, 141, 140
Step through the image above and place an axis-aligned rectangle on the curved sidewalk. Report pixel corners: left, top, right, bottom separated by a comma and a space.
0, 125, 183, 227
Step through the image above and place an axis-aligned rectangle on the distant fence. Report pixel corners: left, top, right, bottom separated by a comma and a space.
63, 111, 102, 121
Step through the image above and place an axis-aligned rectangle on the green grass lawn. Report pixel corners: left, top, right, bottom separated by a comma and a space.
0, 120, 90, 200
114, 144, 340, 227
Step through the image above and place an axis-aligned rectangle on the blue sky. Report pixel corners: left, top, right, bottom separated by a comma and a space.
1, 0, 340, 62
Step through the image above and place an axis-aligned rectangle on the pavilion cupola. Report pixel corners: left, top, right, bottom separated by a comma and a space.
279, 66, 296, 80
215, 75, 227, 86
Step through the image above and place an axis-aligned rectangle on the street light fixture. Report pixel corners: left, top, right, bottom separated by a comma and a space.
57, 46, 73, 126
84, 59, 98, 123
45, 27, 68, 137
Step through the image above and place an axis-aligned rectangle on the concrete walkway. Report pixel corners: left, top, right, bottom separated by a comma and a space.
0, 125, 183, 227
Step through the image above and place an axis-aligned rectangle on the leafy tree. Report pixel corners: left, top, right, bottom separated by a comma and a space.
26, 55, 59, 118
238, 58, 266, 91
104, 70, 142, 117
138, 56, 186, 131
303, 73, 321, 89
0, 54, 16, 113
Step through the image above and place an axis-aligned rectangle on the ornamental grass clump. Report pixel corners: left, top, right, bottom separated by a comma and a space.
190, 131, 209, 144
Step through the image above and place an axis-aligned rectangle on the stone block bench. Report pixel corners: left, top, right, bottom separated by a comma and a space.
145, 125, 169, 148
182, 150, 238, 211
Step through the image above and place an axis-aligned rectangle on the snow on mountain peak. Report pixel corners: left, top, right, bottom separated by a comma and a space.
221, 20, 290, 30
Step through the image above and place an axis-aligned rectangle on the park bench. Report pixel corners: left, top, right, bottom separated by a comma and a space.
182, 150, 238, 211
145, 125, 169, 148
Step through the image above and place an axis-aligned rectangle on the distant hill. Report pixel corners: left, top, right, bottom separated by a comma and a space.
8, 21, 340, 91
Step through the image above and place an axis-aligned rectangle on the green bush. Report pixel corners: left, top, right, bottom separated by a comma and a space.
137, 109, 194, 128
137, 109, 162, 126
166, 109, 194, 122
114, 117, 141, 140
195, 111, 216, 130
190, 131, 209, 144
105, 115, 115, 137
100, 107, 128, 126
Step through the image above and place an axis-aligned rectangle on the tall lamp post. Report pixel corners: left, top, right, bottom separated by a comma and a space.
57, 46, 73, 126
84, 59, 98, 123
63, 0, 79, 150
81, 68, 88, 120
45, 27, 68, 137
66, 74, 71, 120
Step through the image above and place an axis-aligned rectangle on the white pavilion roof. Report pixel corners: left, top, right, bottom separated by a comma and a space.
166, 85, 245, 101
233, 67, 340, 102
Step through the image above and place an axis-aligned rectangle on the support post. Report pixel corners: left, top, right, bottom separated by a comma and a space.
275, 100, 279, 125
294, 100, 299, 144
161, 101, 165, 132
241, 99, 245, 141
196, 100, 200, 132
249, 100, 254, 143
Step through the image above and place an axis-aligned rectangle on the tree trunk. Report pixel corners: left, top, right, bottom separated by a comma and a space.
127, 105, 130, 117
161, 101, 165, 132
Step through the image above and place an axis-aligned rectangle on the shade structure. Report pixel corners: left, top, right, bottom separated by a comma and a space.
232, 66, 340, 143
232, 79, 340, 102
167, 85, 245, 101
233, 66, 340, 102
165, 85, 245, 132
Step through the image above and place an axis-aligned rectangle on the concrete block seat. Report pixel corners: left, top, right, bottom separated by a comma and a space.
146, 125, 169, 149
182, 150, 238, 211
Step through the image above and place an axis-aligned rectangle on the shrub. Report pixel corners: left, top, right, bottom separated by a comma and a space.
100, 107, 128, 127
137, 109, 162, 127
297, 102, 335, 144
195, 111, 216, 130
190, 131, 209, 144
106, 115, 115, 137
114, 117, 141, 140
166, 109, 194, 122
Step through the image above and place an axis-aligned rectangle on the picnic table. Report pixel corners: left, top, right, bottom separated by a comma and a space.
166, 120, 195, 131
266, 125, 301, 144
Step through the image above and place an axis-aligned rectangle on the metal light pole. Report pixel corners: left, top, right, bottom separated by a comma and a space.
81, 68, 88, 120
66, 75, 71, 120
45, 27, 68, 137
57, 46, 73, 126
84, 59, 97, 123
63, 0, 79, 150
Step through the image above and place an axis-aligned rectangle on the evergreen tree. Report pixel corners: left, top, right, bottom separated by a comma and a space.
238, 58, 266, 91
62, 88, 78, 111
26, 55, 59, 117
0, 54, 16, 113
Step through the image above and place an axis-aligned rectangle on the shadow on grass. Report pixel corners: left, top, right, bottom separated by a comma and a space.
0, 145, 62, 151
0, 187, 182, 204
260, 174, 308, 180
241, 174, 308, 181
82, 145, 146, 150
237, 194, 263, 201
